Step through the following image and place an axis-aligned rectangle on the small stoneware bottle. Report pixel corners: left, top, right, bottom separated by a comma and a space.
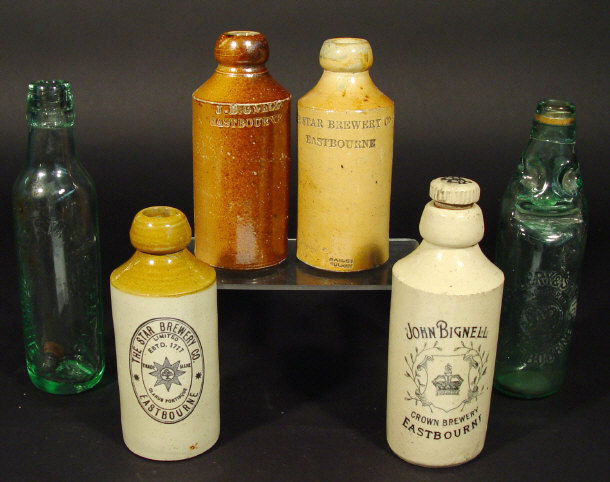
110, 207, 219, 461
192, 31, 291, 269
386, 177, 504, 467
297, 37, 394, 272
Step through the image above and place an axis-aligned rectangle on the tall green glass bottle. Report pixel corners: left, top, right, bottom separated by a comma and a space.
494, 99, 587, 399
12, 80, 105, 394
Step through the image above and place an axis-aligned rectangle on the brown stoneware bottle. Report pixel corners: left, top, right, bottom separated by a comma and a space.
192, 31, 291, 269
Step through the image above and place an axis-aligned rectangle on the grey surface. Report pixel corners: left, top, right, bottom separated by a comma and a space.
2, 289, 608, 480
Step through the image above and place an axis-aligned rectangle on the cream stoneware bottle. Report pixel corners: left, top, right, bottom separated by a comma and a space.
297, 37, 394, 272
386, 177, 504, 467
110, 206, 219, 461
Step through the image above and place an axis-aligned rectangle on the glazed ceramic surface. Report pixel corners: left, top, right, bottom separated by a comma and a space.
110, 207, 219, 461
386, 178, 504, 467
297, 38, 394, 272
193, 31, 290, 269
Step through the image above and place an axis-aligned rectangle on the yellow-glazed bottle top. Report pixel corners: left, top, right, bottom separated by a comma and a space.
111, 207, 216, 296
130, 206, 192, 254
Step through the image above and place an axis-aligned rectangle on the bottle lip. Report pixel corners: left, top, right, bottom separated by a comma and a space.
319, 37, 373, 72
214, 30, 269, 68
534, 99, 575, 126
130, 206, 192, 254
26, 79, 74, 127
225, 30, 261, 37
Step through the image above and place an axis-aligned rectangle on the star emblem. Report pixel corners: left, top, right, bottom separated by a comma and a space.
149, 357, 186, 392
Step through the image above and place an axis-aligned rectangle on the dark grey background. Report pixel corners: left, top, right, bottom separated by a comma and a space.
1, 1, 608, 480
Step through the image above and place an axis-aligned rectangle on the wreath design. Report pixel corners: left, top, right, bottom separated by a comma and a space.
403, 340, 489, 413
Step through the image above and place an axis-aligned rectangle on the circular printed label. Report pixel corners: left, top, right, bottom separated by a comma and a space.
129, 317, 204, 424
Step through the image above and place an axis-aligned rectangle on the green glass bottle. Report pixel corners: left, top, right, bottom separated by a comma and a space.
12, 80, 105, 394
494, 99, 587, 399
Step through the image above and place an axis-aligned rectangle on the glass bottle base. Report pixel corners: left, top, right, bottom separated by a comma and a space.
493, 370, 562, 399
27, 361, 105, 395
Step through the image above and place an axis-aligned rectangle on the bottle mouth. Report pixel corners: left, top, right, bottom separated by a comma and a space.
326, 37, 368, 45
534, 99, 575, 126
225, 30, 261, 37
130, 206, 192, 254
28, 80, 73, 108
142, 206, 173, 218
26, 80, 74, 127
214, 31, 269, 68
319, 37, 373, 72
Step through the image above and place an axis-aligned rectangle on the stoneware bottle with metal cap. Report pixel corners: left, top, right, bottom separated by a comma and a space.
193, 31, 291, 269
386, 177, 504, 467
110, 207, 219, 461
297, 37, 394, 272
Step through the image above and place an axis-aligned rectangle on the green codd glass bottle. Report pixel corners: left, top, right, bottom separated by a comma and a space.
494, 99, 587, 399
12, 80, 105, 394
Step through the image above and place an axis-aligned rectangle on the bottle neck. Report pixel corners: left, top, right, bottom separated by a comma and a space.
419, 201, 484, 248
524, 120, 577, 169
514, 118, 582, 213
215, 64, 268, 77
529, 119, 576, 145
27, 125, 76, 167
319, 69, 372, 82
314, 70, 375, 97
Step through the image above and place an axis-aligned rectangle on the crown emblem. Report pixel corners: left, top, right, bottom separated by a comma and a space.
432, 363, 464, 395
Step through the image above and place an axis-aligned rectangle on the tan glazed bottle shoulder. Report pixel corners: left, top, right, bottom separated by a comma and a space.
110, 250, 216, 297
193, 31, 290, 104
298, 71, 393, 111
193, 73, 290, 104
299, 37, 393, 111
110, 206, 216, 296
